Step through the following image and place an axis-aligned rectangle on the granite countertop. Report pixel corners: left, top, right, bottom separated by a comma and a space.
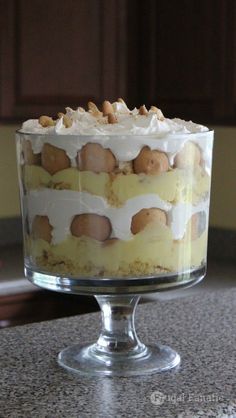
0, 288, 235, 418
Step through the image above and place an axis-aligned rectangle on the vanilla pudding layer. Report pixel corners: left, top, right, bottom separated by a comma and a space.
23, 165, 210, 207
26, 225, 208, 278
25, 189, 209, 277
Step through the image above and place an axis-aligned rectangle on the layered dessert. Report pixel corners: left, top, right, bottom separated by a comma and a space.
17, 100, 213, 278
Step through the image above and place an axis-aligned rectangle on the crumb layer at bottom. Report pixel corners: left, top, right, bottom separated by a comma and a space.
25, 226, 208, 278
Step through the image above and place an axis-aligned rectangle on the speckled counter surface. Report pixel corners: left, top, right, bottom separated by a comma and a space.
0, 288, 235, 418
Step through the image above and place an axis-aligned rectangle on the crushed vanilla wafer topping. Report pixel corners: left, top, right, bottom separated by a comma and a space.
23, 98, 208, 137
39, 116, 55, 127
38, 99, 166, 130
139, 105, 148, 116
107, 113, 117, 124
102, 100, 114, 116
57, 113, 72, 128
88, 101, 103, 118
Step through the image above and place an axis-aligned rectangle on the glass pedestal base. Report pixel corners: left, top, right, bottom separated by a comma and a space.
58, 342, 180, 377
57, 294, 182, 377
25, 267, 205, 377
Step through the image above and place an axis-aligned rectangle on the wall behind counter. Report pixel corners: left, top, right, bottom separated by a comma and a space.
0, 124, 235, 231
0, 125, 20, 218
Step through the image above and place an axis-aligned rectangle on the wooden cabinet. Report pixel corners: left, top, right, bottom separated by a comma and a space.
0, 0, 235, 124
127, 0, 235, 124
0, 290, 98, 328
0, 0, 127, 119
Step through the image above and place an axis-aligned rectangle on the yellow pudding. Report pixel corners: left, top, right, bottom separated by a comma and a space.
23, 164, 210, 206
23, 165, 51, 190
52, 169, 110, 196
26, 222, 207, 277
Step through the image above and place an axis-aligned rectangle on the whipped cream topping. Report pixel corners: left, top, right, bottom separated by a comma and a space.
26, 189, 209, 244
20, 101, 213, 172
21, 102, 208, 137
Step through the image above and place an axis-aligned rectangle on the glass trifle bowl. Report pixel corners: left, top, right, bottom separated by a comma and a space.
16, 100, 214, 376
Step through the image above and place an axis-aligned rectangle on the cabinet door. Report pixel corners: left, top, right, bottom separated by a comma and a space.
226, 0, 236, 121
127, 0, 231, 124
0, 290, 98, 328
0, 0, 127, 120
